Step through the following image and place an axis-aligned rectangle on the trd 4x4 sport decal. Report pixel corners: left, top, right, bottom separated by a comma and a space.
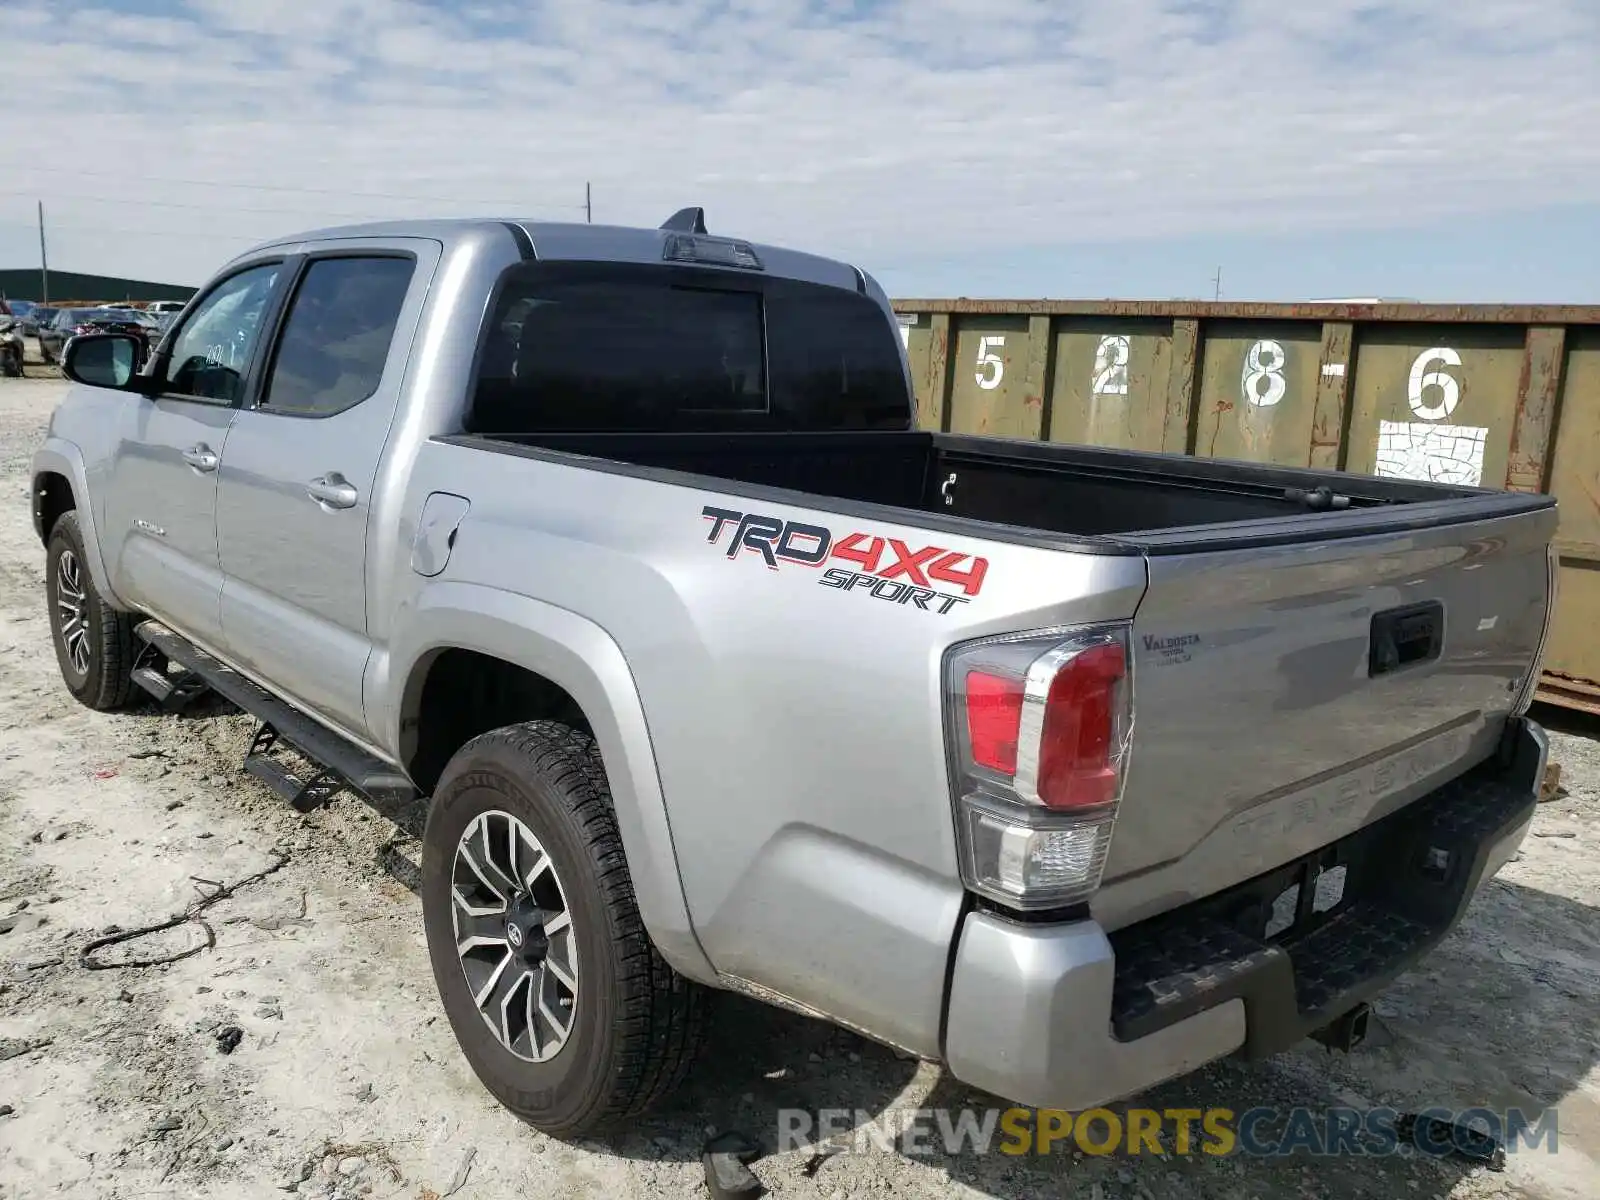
701, 506, 988, 615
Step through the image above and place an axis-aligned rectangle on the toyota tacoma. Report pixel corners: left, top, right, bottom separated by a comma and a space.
33, 210, 1556, 1135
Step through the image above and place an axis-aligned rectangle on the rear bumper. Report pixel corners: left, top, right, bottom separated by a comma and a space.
942, 718, 1545, 1112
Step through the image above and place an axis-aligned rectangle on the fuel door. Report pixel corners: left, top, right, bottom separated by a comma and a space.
411, 492, 470, 577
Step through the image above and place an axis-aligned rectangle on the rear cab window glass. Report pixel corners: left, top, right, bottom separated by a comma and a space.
468, 263, 909, 433
261, 255, 415, 416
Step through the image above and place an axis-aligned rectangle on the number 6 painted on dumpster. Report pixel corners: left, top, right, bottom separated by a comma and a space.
1408, 347, 1462, 420
975, 335, 1006, 390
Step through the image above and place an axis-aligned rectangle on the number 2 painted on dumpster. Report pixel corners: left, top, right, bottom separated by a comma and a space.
1092, 335, 1131, 396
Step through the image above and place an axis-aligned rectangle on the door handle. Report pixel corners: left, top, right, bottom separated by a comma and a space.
306, 472, 359, 510
182, 444, 219, 472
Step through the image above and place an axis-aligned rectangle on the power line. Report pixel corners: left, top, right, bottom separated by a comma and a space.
0, 218, 280, 244
0, 187, 589, 223
0, 188, 395, 224
0, 164, 589, 210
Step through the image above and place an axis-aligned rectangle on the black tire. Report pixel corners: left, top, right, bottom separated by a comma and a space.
45, 510, 137, 711
422, 720, 707, 1136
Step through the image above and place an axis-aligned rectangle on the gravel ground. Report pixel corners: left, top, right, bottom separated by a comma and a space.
1, 375, 1597, 1200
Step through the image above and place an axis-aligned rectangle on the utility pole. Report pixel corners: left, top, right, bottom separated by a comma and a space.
585, 181, 592, 224
38, 201, 50, 304
1212, 266, 1222, 302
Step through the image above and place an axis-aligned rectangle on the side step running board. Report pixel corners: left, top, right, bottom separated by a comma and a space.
133, 620, 418, 813
130, 639, 211, 713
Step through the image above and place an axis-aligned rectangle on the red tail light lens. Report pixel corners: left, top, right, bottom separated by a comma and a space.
1038, 642, 1126, 810
965, 670, 1024, 774
944, 624, 1134, 910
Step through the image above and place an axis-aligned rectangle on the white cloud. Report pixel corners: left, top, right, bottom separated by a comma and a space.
0, 0, 1596, 284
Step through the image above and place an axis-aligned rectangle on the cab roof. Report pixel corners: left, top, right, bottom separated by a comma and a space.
235, 217, 873, 297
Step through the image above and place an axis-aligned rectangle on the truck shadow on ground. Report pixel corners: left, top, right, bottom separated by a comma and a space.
573, 875, 1597, 1200
919, 875, 1596, 1200
132, 696, 1596, 1198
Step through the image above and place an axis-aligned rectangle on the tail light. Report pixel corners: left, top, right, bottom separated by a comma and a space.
944, 624, 1133, 909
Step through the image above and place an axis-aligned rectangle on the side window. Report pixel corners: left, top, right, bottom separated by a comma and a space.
162, 263, 282, 404
259, 256, 415, 416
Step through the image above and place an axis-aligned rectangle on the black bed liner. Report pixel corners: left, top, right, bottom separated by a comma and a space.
439, 429, 1554, 556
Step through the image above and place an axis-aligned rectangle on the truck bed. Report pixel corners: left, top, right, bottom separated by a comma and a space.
446, 426, 1556, 935
464, 428, 1551, 547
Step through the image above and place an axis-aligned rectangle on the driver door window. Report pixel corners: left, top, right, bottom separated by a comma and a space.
162, 263, 282, 404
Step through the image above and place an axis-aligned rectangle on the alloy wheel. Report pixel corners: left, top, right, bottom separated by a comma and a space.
55, 548, 91, 677
451, 810, 579, 1063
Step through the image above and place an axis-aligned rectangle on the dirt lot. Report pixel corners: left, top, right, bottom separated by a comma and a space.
1, 373, 1597, 1200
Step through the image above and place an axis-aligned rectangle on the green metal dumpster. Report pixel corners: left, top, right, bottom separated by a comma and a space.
894, 299, 1600, 714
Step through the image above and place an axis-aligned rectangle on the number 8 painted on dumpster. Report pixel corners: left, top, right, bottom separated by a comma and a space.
1241, 340, 1288, 407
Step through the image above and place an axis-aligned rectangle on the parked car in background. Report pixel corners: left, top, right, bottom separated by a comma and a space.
146, 300, 187, 317
37, 307, 159, 365
23, 305, 59, 337
37, 309, 81, 364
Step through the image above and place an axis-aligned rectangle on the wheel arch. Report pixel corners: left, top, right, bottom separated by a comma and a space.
32, 442, 122, 606
388, 582, 717, 985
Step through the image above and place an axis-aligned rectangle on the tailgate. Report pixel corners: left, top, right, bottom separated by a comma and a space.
1094, 495, 1557, 930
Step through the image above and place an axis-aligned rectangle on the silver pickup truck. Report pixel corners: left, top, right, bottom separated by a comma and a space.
34, 212, 1557, 1137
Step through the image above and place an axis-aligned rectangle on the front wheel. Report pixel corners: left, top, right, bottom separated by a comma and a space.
45, 511, 137, 711
421, 720, 707, 1136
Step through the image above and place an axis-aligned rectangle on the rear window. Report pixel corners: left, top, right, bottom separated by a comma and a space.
467, 263, 910, 433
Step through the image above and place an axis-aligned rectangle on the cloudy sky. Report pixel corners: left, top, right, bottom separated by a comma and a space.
1, 0, 1598, 300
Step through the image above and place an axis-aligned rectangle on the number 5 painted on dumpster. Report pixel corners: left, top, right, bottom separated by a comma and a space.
975, 336, 1006, 390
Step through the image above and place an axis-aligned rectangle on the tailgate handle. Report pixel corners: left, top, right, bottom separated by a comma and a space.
1370, 602, 1444, 677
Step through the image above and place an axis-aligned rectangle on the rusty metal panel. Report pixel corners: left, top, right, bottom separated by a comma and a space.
1164, 319, 1199, 455
1543, 329, 1600, 691
945, 315, 1037, 439
1343, 325, 1526, 489
1044, 317, 1173, 451
1507, 327, 1566, 493
1192, 322, 1324, 464
895, 298, 1600, 325
910, 313, 952, 432
1308, 322, 1354, 471
899, 311, 939, 430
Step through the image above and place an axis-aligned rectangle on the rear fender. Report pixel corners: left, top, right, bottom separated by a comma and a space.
384, 581, 717, 985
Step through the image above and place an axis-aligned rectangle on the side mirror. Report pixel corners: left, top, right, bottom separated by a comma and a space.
61, 333, 149, 392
